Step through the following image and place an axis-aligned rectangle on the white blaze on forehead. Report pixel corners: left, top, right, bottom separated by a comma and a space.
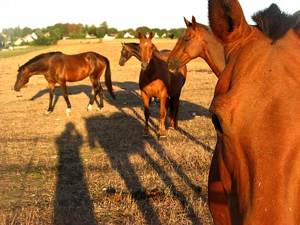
144, 42, 148, 46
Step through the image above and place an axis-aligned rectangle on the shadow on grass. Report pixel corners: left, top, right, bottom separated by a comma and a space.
54, 122, 97, 225
84, 82, 213, 224
29, 84, 105, 112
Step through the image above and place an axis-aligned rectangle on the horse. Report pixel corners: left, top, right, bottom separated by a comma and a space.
167, 16, 225, 78
119, 42, 171, 106
138, 30, 187, 137
208, 0, 300, 224
14, 51, 115, 115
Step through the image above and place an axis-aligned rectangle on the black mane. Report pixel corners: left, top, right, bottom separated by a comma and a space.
252, 4, 299, 43
18, 51, 61, 72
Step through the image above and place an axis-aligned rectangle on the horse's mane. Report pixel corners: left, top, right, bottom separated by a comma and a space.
197, 23, 210, 31
124, 42, 139, 47
19, 51, 62, 71
252, 4, 299, 43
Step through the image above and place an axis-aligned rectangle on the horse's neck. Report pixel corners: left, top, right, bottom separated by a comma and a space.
202, 30, 226, 77
128, 44, 141, 61
27, 61, 49, 75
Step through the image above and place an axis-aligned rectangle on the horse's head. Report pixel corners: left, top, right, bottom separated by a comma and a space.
138, 30, 154, 71
119, 43, 131, 66
167, 16, 203, 73
208, 0, 300, 223
14, 66, 30, 91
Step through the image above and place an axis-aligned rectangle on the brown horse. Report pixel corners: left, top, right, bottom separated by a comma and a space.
208, 0, 300, 224
138, 31, 187, 137
119, 42, 171, 106
167, 16, 225, 77
14, 51, 115, 115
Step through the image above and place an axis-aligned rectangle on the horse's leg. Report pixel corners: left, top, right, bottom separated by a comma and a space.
45, 82, 55, 115
141, 91, 150, 136
169, 93, 180, 129
88, 77, 103, 111
158, 97, 167, 137
59, 82, 71, 115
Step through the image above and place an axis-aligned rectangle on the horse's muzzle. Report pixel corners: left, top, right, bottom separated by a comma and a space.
14, 86, 21, 92
167, 61, 178, 73
141, 62, 149, 71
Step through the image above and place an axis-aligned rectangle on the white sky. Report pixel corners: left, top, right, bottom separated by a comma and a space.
0, 0, 299, 32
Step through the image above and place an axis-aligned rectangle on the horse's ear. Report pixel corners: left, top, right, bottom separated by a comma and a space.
149, 30, 153, 39
138, 31, 142, 39
191, 16, 197, 30
208, 0, 249, 44
184, 17, 191, 28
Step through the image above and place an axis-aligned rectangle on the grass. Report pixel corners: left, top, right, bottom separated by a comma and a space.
0, 39, 217, 224
0, 46, 50, 58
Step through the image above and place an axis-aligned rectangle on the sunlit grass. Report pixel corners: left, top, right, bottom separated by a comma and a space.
0, 46, 50, 58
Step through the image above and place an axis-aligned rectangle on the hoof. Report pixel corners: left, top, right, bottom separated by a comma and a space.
159, 134, 167, 138
97, 107, 101, 111
66, 108, 71, 116
44, 111, 51, 116
87, 104, 92, 111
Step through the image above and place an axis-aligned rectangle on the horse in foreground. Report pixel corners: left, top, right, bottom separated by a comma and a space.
208, 0, 300, 224
138, 31, 187, 137
167, 16, 225, 77
14, 51, 115, 115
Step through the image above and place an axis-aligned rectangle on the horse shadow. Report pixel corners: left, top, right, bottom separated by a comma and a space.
54, 122, 97, 225
84, 84, 213, 224
112, 81, 213, 152
29, 84, 104, 111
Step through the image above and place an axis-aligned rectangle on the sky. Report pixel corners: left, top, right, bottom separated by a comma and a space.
0, 0, 299, 32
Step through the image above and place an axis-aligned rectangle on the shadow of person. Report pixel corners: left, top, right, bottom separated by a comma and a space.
54, 122, 96, 225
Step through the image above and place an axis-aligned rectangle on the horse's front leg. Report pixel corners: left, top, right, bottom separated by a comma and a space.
141, 91, 150, 137
45, 82, 55, 115
60, 82, 71, 115
158, 97, 167, 137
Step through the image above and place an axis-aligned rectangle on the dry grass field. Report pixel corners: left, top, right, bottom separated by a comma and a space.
0, 38, 218, 224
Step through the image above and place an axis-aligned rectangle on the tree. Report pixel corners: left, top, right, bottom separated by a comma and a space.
50, 28, 62, 44
22, 27, 33, 37
136, 26, 150, 36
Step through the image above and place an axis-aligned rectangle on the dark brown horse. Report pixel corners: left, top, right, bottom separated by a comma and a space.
167, 16, 225, 77
208, 0, 300, 224
138, 31, 187, 137
14, 51, 115, 115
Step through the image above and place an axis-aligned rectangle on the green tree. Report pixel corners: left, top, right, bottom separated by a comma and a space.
136, 26, 150, 36
96, 27, 106, 38
50, 28, 62, 44
22, 27, 33, 37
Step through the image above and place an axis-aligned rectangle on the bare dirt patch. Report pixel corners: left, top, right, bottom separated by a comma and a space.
0, 39, 217, 224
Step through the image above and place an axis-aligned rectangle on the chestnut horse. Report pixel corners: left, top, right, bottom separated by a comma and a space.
119, 42, 171, 106
14, 51, 115, 115
138, 31, 187, 137
208, 0, 300, 224
167, 16, 225, 77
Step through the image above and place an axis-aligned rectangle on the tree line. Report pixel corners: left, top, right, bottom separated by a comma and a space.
0, 21, 187, 48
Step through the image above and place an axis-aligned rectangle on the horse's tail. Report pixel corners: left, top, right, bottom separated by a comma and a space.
103, 56, 115, 99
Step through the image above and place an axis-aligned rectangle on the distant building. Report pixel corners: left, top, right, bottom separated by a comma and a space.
103, 34, 116, 39
124, 32, 134, 38
86, 34, 97, 39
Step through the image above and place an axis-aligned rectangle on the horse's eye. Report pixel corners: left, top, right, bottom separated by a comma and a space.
184, 38, 190, 42
212, 114, 223, 134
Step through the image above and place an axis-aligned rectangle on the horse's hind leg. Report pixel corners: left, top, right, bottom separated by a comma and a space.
88, 77, 103, 111
141, 92, 150, 137
169, 94, 180, 129
60, 82, 71, 115
45, 82, 55, 115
